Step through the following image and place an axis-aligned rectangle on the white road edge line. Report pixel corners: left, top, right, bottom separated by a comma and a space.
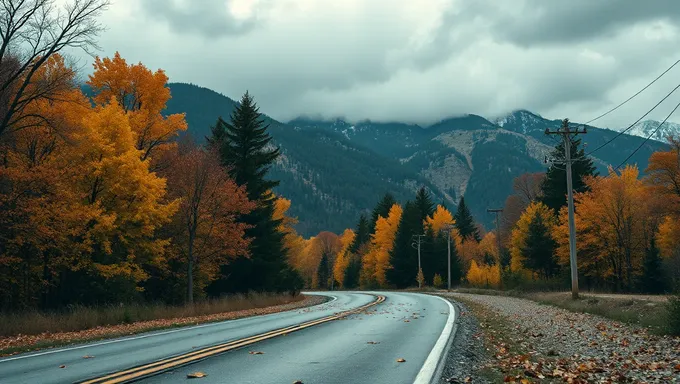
413, 294, 457, 384
0, 294, 339, 363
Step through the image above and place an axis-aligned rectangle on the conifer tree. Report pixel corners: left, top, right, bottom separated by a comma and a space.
349, 214, 370, 253
415, 187, 435, 222
370, 193, 396, 233
454, 197, 480, 242
387, 201, 423, 288
316, 252, 329, 289
520, 211, 558, 279
343, 254, 361, 289
640, 237, 665, 294
540, 138, 597, 213
207, 91, 300, 294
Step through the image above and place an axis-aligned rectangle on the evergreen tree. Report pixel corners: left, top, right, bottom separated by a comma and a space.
316, 252, 329, 290
454, 197, 480, 242
387, 201, 423, 288
520, 211, 558, 279
640, 237, 666, 294
207, 91, 301, 294
540, 135, 597, 213
349, 214, 370, 253
370, 193, 396, 233
415, 187, 435, 222
343, 254, 361, 289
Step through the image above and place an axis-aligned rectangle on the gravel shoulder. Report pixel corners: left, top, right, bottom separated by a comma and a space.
437, 293, 680, 383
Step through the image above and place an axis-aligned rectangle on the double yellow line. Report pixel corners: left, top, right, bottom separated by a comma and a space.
79, 295, 385, 384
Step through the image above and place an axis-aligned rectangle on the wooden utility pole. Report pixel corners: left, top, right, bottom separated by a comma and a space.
545, 118, 587, 299
411, 234, 426, 288
441, 225, 455, 291
487, 208, 503, 260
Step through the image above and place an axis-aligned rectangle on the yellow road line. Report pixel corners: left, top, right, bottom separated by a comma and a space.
78, 295, 385, 384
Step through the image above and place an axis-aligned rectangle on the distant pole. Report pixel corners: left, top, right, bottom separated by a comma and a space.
487, 208, 503, 260
411, 234, 426, 288
447, 230, 451, 291
546, 118, 586, 299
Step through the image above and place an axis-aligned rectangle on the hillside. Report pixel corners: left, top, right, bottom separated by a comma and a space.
161, 83, 668, 235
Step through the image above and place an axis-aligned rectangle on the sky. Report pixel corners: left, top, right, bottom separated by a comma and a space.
79, 0, 680, 128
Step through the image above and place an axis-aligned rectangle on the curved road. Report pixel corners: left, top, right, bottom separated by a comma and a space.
0, 292, 454, 384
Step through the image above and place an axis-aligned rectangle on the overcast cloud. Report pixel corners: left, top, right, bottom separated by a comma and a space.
85, 0, 680, 128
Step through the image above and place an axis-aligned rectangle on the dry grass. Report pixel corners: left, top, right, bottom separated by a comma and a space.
0, 293, 304, 338
453, 288, 671, 334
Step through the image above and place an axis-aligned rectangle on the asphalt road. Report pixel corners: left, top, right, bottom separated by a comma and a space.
0, 292, 454, 384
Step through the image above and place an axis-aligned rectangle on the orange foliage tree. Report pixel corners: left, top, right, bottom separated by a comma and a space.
362, 203, 402, 287
509, 201, 556, 278
333, 229, 355, 288
466, 260, 501, 288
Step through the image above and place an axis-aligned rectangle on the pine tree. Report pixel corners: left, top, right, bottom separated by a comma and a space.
415, 187, 435, 222
343, 254, 361, 289
349, 214, 370, 253
540, 137, 597, 213
520, 211, 558, 279
316, 252, 329, 290
207, 91, 300, 294
387, 201, 423, 288
640, 237, 666, 294
370, 193, 396, 233
454, 197, 480, 242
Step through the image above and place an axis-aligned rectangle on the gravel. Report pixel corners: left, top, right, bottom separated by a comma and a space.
438, 299, 491, 384
442, 293, 680, 383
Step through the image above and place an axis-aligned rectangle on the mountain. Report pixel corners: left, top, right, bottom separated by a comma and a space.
158, 84, 668, 235
624, 120, 680, 143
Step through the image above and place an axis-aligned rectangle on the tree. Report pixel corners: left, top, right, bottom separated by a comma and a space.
164, 144, 253, 303
343, 252, 362, 289
657, 216, 680, 290
349, 214, 370, 253
370, 193, 396, 233
513, 172, 545, 204
415, 186, 435, 222
333, 229, 355, 287
387, 201, 422, 288
454, 197, 480, 242
466, 260, 501, 288
425, 205, 454, 233
363, 203, 402, 287
639, 237, 665, 294
88, 52, 187, 164
520, 211, 558, 279
646, 137, 680, 213
316, 252, 330, 289
207, 91, 294, 294
0, 0, 109, 140
540, 138, 597, 213
510, 201, 556, 278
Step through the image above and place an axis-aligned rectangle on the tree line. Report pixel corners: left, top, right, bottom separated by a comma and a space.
0, 0, 304, 310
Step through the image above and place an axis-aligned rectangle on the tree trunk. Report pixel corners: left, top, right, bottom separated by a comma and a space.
187, 231, 195, 305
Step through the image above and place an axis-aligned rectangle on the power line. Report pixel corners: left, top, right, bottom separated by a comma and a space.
615, 98, 680, 170
584, 60, 680, 125
583, 82, 680, 157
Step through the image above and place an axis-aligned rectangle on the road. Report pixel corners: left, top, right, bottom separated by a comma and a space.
0, 292, 455, 384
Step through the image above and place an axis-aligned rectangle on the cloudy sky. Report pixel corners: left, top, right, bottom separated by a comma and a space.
84, 0, 680, 127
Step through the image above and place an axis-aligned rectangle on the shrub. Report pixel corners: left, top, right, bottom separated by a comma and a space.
433, 273, 444, 288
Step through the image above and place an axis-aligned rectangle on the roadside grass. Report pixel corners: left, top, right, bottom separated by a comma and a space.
0, 293, 325, 356
0, 293, 303, 337
453, 287, 670, 334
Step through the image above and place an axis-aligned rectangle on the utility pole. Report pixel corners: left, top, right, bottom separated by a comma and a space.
487, 208, 503, 261
441, 224, 455, 291
411, 234, 426, 288
545, 118, 586, 299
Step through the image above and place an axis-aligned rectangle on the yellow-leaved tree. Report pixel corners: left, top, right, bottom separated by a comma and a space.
333, 229, 355, 287
362, 203, 402, 287
466, 260, 501, 288
510, 201, 556, 278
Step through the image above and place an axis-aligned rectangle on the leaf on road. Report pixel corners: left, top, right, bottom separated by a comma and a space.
403, 319, 410, 323
187, 372, 207, 379
82, 355, 95, 359
293, 380, 303, 384
397, 358, 406, 362
367, 341, 380, 344
59, 365, 66, 368
249, 351, 264, 355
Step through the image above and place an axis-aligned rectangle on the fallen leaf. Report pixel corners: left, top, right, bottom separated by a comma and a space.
404, 320, 410, 323
367, 341, 380, 344
187, 372, 207, 379
293, 381, 303, 384
249, 351, 264, 355
82, 355, 95, 359
397, 358, 406, 362
59, 365, 66, 369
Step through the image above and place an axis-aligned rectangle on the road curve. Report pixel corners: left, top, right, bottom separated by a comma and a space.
0, 292, 454, 384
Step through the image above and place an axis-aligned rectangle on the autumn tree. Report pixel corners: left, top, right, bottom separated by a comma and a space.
88, 52, 187, 164
362, 203, 402, 287
455, 197, 480, 242
466, 260, 501, 288
0, 0, 109, 139
208, 91, 299, 294
540, 138, 597, 213
164, 144, 253, 303
333, 229, 355, 287
514, 172, 545, 204
510, 201, 556, 279
370, 193, 396, 233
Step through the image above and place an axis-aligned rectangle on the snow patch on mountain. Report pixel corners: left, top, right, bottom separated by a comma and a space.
622, 120, 680, 143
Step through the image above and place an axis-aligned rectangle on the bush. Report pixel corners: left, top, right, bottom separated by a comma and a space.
667, 294, 680, 336
433, 274, 444, 288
